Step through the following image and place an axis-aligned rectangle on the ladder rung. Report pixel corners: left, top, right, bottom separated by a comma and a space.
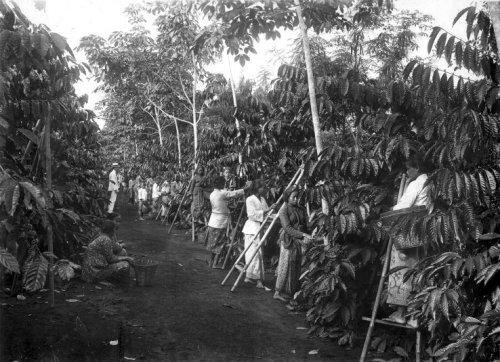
362, 316, 417, 330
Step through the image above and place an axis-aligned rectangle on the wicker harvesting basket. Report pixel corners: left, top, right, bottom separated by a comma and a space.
133, 259, 159, 287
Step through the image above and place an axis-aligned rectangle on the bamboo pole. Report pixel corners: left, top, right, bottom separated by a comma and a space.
221, 166, 304, 286
222, 204, 246, 269
161, 202, 172, 224
167, 178, 193, 234
45, 108, 54, 308
360, 174, 407, 362
230, 207, 280, 292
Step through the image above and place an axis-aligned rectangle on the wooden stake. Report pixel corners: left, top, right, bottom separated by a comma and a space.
167, 178, 193, 234
45, 108, 54, 308
191, 212, 196, 243
222, 204, 246, 269
221, 166, 304, 287
161, 203, 172, 224
359, 237, 393, 362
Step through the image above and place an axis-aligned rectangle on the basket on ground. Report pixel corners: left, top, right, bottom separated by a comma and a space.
133, 259, 159, 287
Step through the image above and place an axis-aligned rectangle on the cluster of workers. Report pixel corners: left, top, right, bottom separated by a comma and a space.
87, 155, 432, 326
86, 162, 320, 304
107, 162, 185, 221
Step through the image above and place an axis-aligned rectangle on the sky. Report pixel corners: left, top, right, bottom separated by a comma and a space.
13, 0, 476, 128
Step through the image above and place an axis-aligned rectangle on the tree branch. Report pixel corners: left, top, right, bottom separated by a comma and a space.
178, 71, 194, 107
147, 98, 193, 126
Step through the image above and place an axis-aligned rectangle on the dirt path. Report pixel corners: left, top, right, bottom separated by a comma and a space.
1, 197, 360, 361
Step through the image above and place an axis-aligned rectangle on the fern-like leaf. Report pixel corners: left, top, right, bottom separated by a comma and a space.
0, 247, 20, 273
22, 251, 48, 292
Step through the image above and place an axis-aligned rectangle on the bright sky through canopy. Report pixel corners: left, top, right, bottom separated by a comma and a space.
13, 0, 475, 128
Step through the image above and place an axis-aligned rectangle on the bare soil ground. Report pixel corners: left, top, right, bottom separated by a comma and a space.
1, 196, 361, 361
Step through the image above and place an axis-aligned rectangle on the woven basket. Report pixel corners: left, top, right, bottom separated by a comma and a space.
134, 261, 158, 287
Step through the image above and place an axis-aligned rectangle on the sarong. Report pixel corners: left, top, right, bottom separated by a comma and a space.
206, 226, 226, 254
275, 240, 301, 297
244, 234, 264, 280
387, 244, 419, 305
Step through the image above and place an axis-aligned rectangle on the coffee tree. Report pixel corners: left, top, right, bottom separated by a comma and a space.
0, 1, 105, 292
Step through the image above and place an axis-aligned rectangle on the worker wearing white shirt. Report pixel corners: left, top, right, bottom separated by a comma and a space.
387, 157, 429, 327
152, 180, 160, 201
107, 163, 119, 214
206, 176, 250, 268
242, 179, 270, 289
128, 177, 135, 204
137, 182, 148, 220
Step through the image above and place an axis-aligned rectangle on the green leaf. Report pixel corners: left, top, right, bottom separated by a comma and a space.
393, 346, 409, 358
453, 7, 473, 25
18, 128, 40, 146
455, 41, 463, 67
455, 172, 463, 198
435, 33, 448, 58
50, 32, 69, 54
55, 262, 76, 281
403, 59, 418, 80
427, 27, 441, 54
422, 67, 432, 88
0, 247, 20, 273
0, 116, 8, 129
440, 294, 450, 320
22, 252, 48, 292
484, 170, 497, 194
444, 36, 455, 65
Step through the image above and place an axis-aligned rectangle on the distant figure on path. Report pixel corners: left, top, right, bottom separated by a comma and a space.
108, 163, 119, 214
128, 176, 135, 204
137, 181, 148, 221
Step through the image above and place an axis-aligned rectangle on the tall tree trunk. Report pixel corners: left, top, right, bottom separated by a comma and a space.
154, 106, 163, 147
295, 0, 323, 154
174, 120, 182, 167
295, 0, 329, 244
227, 53, 243, 169
192, 52, 198, 161
487, 1, 500, 59
44, 109, 54, 307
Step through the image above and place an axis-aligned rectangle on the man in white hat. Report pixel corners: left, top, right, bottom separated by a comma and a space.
108, 163, 120, 214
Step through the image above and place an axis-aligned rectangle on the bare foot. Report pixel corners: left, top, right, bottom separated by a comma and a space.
256, 281, 264, 289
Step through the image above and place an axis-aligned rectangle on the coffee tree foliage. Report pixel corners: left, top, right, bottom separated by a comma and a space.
76, 0, 500, 359
0, 1, 105, 291
194, 1, 499, 359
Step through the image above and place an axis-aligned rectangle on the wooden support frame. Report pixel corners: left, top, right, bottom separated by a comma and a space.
360, 174, 422, 362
